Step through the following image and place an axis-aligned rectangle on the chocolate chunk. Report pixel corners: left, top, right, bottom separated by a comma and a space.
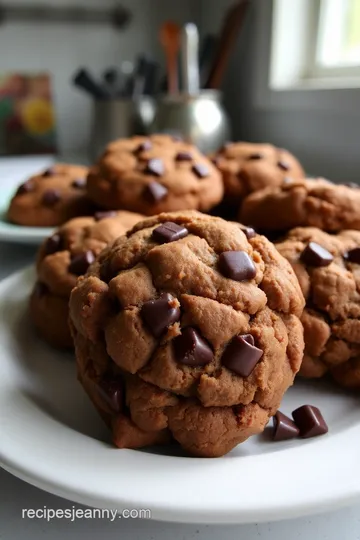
94, 210, 118, 221
145, 158, 164, 177
211, 156, 221, 166
219, 251, 256, 281
241, 226, 256, 240
141, 293, 181, 337
343, 182, 359, 189
68, 250, 95, 275
273, 411, 300, 441
42, 189, 61, 206
72, 178, 86, 189
301, 242, 333, 267
344, 247, 360, 264
42, 167, 55, 177
192, 163, 209, 179
173, 327, 213, 366
283, 176, 293, 185
278, 160, 290, 171
135, 140, 152, 153
222, 334, 263, 377
97, 377, 123, 412
248, 153, 263, 160
175, 151, 192, 161
16, 181, 34, 195
44, 233, 62, 255
152, 221, 189, 244
34, 281, 48, 297
144, 181, 168, 204
292, 405, 328, 438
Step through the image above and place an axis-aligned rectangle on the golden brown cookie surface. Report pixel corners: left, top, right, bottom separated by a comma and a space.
87, 135, 223, 215
69, 210, 305, 457
276, 227, 360, 388
30, 210, 144, 349
212, 142, 304, 202
7, 163, 93, 227
240, 178, 360, 232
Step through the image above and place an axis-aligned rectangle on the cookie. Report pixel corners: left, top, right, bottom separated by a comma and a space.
212, 142, 304, 203
240, 178, 360, 232
7, 163, 93, 227
30, 210, 144, 349
69, 210, 305, 457
87, 135, 223, 215
276, 227, 360, 388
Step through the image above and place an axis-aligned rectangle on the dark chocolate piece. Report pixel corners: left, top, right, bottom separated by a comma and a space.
144, 182, 168, 204
222, 334, 263, 377
141, 292, 181, 338
42, 189, 61, 206
94, 211, 118, 221
248, 153, 263, 160
301, 242, 333, 267
68, 250, 95, 275
292, 404, 328, 438
241, 226, 256, 240
219, 251, 256, 281
97, 377, 123, 412
278, 160, 290, 171
173, 327, 213, 366
273, 411, 300, 441
44, 233, 62, 255
16, 181, 34, 195
192, 163, 209, 179
175, 151, 192, 161
145, 158, 164, 177
344, 247, 360, 264
152, 222, 188, 244
72, 178, 86, 189
135, 140, 152, 153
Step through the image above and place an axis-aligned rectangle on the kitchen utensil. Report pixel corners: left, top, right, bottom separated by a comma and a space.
205, 0, 250, 89
72, 68, 109, 99
159, 21, 181, 94
199, 34, 218, 88
149, 90, 230, 154
102, 68, 122, 97
90, 97, 156, 159
181, 23, 200, 95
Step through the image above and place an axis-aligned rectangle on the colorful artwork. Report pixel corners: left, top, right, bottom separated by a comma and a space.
0, 73, 57, 155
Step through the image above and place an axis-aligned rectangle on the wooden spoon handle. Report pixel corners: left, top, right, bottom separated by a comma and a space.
166, 52, 178, 94
206, 0, 250, 90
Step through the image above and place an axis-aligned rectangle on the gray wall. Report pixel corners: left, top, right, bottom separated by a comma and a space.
200, 0, 360, 183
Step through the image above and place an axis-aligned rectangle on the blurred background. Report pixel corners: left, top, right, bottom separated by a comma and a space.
0, 0, 359, 181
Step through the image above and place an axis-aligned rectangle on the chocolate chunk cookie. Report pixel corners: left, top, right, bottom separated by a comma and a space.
69, 210, 305, 457
30, 210, 144, 348
87, 135, 223, 215
212, 142, 304, 203
240, 178, 360, 232
7, 163, 94, 227
276, 227, 360, 388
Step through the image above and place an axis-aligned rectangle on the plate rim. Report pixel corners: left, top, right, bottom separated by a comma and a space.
1, 267, 360, 524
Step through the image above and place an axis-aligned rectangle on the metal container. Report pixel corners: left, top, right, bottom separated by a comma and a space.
90, 97, 156, 159
149, 90, 231, 154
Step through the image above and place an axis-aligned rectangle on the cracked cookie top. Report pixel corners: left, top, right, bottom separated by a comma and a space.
276, 226, 360, 388
86, 135, 223, 215
240, 178, 360, 232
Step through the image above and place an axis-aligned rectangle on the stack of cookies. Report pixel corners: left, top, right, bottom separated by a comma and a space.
12, 133, 359, 457
215, 149, 360, 391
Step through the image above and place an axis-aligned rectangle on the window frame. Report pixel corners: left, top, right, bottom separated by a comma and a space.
252, 0, 360, 112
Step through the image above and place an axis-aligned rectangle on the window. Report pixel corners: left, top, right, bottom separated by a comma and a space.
269, 0, 360, 90
310, 0, 360, 77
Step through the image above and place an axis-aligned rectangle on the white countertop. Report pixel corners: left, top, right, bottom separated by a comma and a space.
1, 157, 360, 539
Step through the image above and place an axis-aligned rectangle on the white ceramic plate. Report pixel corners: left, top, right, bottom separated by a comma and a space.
1, 267, 360, 524
0, 187, 54, 244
